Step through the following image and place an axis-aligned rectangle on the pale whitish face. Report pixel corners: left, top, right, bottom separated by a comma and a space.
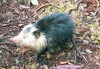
11, 23, 38, 47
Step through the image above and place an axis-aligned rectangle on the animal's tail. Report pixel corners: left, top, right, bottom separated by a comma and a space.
71, 38, 87, 61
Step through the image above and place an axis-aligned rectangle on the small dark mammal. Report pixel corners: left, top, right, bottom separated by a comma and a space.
10, 13, 86, 61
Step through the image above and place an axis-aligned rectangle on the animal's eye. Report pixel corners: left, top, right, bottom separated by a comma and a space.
33, 31, 38, 34
33, 31, 40, 38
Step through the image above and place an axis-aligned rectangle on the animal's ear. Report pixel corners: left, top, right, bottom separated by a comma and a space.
33, 31, 40, 38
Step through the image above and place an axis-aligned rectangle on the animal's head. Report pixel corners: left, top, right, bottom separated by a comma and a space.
10, 23, 47, 51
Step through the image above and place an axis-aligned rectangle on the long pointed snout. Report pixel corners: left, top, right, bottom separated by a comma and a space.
9, 36, 22, 43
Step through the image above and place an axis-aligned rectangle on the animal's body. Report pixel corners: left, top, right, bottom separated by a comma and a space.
10, 13, 76, 59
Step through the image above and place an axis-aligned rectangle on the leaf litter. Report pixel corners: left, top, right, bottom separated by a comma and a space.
0, 0, 100, 69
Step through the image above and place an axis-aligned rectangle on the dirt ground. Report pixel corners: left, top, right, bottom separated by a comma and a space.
0, 0, 100, 69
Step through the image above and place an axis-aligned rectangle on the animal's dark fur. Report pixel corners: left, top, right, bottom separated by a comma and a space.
37, 13, 75, 45
34, 13, 75, 58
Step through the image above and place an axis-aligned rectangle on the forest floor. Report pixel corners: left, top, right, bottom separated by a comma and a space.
0, 0, 100, 69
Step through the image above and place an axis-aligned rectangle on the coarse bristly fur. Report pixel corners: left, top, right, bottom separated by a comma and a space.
10, 12, 75, 59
